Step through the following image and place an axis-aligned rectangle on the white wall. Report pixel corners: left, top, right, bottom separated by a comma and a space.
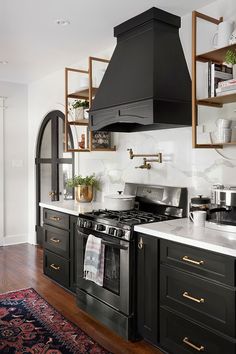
0, 82, 28, 245
28, 0, 236, 244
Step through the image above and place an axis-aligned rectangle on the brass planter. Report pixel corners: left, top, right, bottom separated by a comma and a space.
75, 185, 93, 203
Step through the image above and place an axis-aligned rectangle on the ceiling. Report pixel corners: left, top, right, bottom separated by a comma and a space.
0, 0, 215, 84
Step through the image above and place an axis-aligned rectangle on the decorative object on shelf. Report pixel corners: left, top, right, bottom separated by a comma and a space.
225, 49, 236, 78
92, 131, 111, 149
70, 99, 89, 121
212, 21, 233, 49
66, 174, 100, 202
229, 28, 236, 45
127, 148, 162, 169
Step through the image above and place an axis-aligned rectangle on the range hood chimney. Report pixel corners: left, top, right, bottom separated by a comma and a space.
89, 7, 191, 133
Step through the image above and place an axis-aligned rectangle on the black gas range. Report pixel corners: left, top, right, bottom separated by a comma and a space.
78, 209, 172, 241
76, 183, 187, 340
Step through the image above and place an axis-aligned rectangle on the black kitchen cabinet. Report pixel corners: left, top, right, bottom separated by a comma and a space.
42, 208, 78, 293
70, 215, 78, 293
136, 233, 159, 345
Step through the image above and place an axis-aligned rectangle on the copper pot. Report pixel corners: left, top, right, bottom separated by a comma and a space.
76, 185, 93, 203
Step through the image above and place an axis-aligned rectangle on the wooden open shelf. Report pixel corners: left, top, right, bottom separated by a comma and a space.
197, 93, 236, 107
192, 11, 236, 149
196, 43, 236, 64
68, 87, 98, 100
68, 119, 89, 126
65, 59, 116, 153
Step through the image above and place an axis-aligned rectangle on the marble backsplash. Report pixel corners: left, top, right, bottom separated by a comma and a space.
78, 126, 236, 203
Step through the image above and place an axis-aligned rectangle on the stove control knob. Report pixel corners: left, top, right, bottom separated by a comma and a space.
79, 219, 85, 228
109, 227, 116, 236
85, 220, 92, 228
96, 224, 105, 231
116, 229, 124, 237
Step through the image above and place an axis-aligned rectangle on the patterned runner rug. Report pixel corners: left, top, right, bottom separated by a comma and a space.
0, 288, 110, 353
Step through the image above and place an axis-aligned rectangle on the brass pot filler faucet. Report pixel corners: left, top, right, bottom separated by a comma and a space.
127, 148, 162, 169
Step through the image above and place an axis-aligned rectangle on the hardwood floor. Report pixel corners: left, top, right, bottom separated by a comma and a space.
0, 243, 163, 354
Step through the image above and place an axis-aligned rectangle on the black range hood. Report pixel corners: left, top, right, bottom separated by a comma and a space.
89, 7, 191, 133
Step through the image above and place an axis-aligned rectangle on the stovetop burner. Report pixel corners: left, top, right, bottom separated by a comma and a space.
87, 209, 170, 226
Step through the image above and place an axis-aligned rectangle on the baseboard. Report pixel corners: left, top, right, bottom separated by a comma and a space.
3, 234, 28, 246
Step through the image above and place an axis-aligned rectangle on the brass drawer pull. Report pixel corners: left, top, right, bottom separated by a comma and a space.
50, 263, 60, 271
182, 255, 204, 266
50, 238, 61, 244
183, 337, 205, 352
49, 216, 61, 221
183, 291, 204, 304
138, 237, 143, 250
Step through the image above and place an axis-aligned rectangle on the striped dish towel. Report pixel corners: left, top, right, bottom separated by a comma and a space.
84, 234, 105, 286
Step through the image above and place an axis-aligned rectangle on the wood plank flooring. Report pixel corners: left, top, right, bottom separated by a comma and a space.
0, 243, 163, 354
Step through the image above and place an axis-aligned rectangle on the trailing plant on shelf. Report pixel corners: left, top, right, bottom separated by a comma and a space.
71, 100, 89, 109
68, 100, 89, 121
225, 49, 236, 78
225, 49, 236, 65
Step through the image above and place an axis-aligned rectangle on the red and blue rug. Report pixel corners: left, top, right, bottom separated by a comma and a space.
0, 288, 110, 353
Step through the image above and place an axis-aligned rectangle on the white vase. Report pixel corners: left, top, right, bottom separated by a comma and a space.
74, 107, 84, 121
233, 64, 236, 79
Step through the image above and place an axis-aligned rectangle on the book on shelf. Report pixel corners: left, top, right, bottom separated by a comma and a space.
216, 88, 236, 96
218, 78, 236, 88
208, 62, 233, 97
216, 84, 236, 94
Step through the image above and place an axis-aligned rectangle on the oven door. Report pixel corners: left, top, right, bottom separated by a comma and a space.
77, 227, 132, 316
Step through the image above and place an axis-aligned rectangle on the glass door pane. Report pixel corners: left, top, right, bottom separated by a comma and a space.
40, 164, 52, 202
58, 164, 74, 201
40, 121, 52, 158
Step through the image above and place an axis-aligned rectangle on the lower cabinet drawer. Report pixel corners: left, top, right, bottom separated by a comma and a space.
160, 265, 235, 337
160, 308, 236, 354
44, 224, 69, 259
44, 250, 69, 288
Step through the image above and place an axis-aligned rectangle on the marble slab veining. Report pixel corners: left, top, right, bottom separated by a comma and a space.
134, 218, 236, 257
39, 200, 103, 216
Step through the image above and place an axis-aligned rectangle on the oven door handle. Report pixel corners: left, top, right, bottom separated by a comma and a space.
101, 240, 128, 250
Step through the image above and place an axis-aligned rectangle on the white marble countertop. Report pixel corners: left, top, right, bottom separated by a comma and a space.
134, 218, 236, 257
39, 200, 103, 216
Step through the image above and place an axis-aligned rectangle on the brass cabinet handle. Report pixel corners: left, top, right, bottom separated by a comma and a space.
49, 216, 61, 221
138, 237, 143, 250
50, 238, 61, 243
182, 255, 204, 266
183, 291, 205, 304
183, 337, 205, 352
50, 263, 60, 271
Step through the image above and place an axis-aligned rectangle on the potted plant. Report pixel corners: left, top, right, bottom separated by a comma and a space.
66, 174, 100, 203
225, 49, 236, 78
70, 100, 89, 121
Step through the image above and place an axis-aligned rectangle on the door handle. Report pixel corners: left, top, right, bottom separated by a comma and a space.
183, 291, 205, 304
138, 237, 143, 250
49, 216, 61, 221
182, 256, 204, 266
183, 337, 205, 352
50, 238, 61, 243
50, 264, 60, 271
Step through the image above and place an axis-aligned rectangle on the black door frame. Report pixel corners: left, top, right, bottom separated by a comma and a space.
35, 110, 74, 244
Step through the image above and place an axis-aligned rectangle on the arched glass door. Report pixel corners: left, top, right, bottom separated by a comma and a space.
35, 110, 74, 244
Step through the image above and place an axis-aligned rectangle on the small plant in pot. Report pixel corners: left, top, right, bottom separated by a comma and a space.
225, 49, 236, 78
66, 174, 100, 203
70, 100, 89, 121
